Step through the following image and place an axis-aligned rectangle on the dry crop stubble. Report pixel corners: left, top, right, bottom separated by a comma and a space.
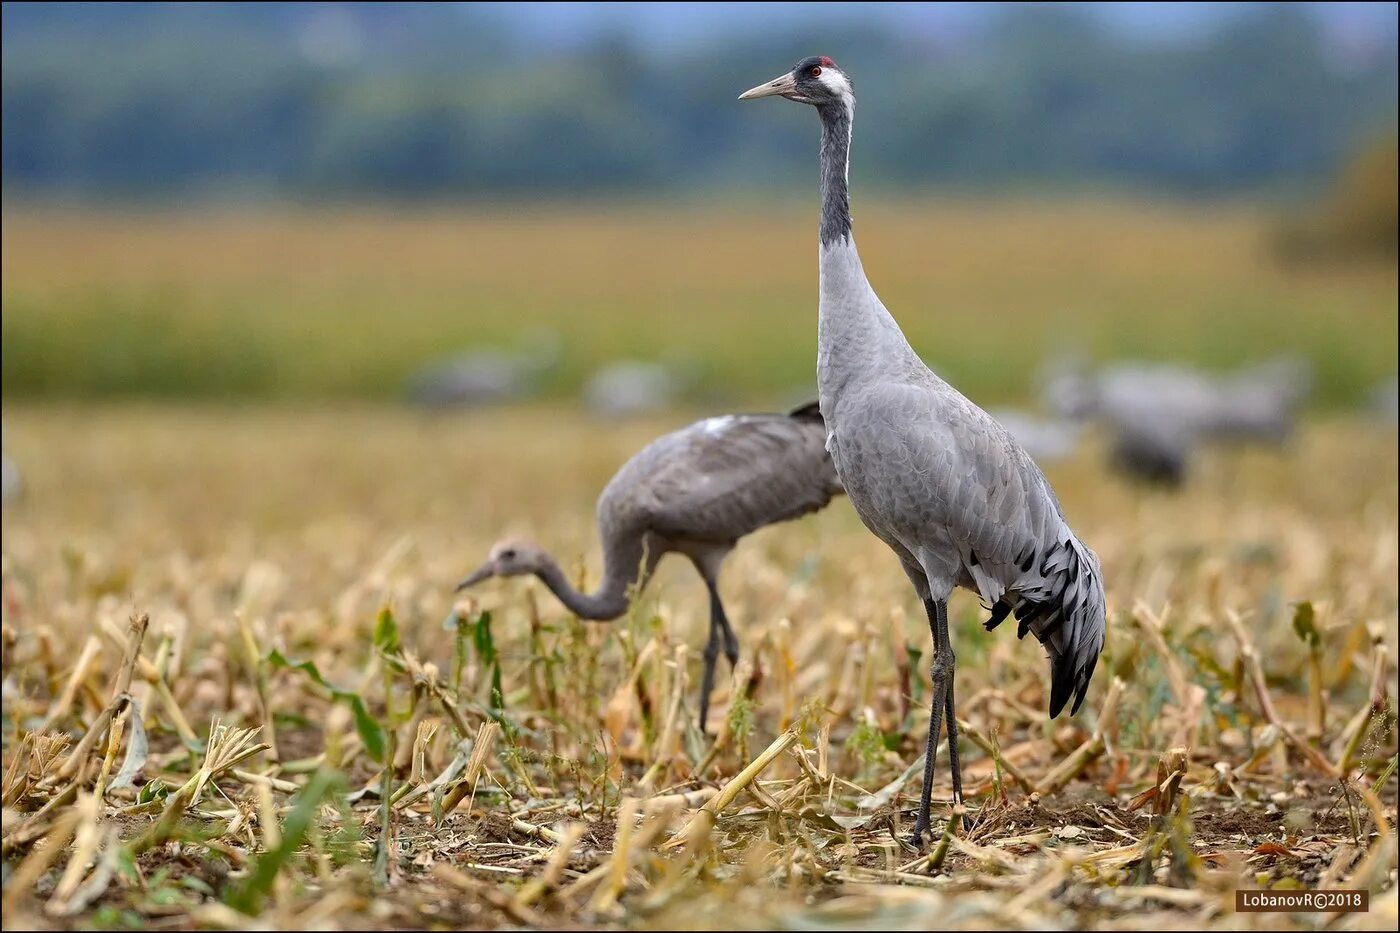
0, 405, 1395, 929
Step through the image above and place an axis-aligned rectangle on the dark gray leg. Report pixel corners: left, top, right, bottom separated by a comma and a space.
944, 668, 963, 804
912, 598, 957, 845
698, 579, 734, 733
710, 579, 740, 669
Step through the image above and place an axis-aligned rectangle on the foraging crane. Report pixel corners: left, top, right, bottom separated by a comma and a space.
741, 58, 1106, 844
454, 402, 843, 731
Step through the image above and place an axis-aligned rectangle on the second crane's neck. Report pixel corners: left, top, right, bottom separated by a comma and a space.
815, 98, 924, 403
531, 530, 648, 622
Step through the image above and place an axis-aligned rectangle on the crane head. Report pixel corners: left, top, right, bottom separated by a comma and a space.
739, 56, 853, 107
454, 539, 542, 590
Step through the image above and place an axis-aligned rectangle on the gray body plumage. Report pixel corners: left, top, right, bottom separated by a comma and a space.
456, 401, 841, 729
741, 52, 1106, 843
596, 403, 843, 589
818, 244, 1105, 715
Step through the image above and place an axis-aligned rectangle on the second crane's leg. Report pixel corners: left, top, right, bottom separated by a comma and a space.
710, 579, 741, 671
698, 580, 727, 733
913, 598, 955, 843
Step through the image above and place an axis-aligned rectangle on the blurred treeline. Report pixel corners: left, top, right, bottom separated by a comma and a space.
3, 2, 1397, 199
1277, 133, 1399, 260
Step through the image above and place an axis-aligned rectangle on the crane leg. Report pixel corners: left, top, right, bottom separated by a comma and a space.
698, 579, 737, 733
912, 598, 957, 846
713, 584, 741, 669
944, 668, 963, 804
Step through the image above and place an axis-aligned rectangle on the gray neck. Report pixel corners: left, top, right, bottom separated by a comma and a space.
531, 533, 646, 621
818, 101, 853, 247
815, 96, 929, 406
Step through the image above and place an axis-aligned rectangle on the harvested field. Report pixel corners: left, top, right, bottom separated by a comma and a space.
1, 405, 1395, 929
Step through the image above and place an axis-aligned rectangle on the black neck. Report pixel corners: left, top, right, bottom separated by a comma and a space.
818, 101, 853, 247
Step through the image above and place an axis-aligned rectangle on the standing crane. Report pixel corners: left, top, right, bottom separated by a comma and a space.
740, 58, 1107, 844
454, 402, 843, 732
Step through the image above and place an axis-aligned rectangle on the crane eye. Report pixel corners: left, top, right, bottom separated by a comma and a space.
501, 549, 516, 560
810, 66, 823, 77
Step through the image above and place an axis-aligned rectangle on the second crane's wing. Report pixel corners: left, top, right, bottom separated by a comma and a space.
628, 410, 842, 544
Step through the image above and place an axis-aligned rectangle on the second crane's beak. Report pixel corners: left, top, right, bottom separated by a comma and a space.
454, 561, 495, 592
739, 72, 798, 101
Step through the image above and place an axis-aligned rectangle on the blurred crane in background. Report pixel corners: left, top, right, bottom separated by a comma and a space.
583, 360, 685, 420
988, 409, 1084, 465
1, 448, 20, 504
1042, 356, 1313, 484
1370, 376, 1398, 428
406, 331, 563, 409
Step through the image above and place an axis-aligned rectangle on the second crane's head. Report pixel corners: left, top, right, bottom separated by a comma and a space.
738, 56, 853, 108
454, 539, 545, 590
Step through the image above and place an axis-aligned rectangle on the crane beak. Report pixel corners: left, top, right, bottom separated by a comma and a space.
739, 72, 798, 101
453, 562, 495, 592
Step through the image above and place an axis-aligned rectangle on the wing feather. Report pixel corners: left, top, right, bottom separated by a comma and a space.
602, 408, 843, 545
834, 381, 1105, 718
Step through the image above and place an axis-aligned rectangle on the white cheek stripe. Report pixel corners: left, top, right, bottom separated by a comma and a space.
820, 70, 853, 99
